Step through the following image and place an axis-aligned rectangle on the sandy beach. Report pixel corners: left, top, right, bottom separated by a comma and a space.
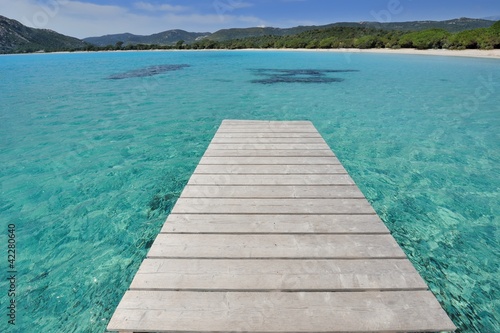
14, 48, 500, 60
243, 48, 500, 59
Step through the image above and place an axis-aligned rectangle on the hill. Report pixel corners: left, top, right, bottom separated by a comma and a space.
207, 18, 495, 41
352, 17, 495, 33
0, 15, 86, 53
82, 18, 495, 46
83, 30, 210, 47
207, 26, 324, 41
0, 14, 497, 54
189, 21, 500, 50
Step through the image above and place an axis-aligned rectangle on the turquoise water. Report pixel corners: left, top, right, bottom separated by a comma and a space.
0, 50, 498, 332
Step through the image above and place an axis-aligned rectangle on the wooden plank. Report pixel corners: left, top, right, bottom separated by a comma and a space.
217, 126, 317, 133
199, 156, 341, 165
161, 214, 390, 234
130, 259, 428, 291
218, 123, 316, 130
210, 137, 327, 144
107, 290, 457, 333
193, 164, 348, 174
214, 132, 323, 138
203, 149, 335, 157
221, 120, 313, 126
207, 144, 331, 150
108, 120, 456, 333
171, 198, 376, 214
180, 185, 364, 198
148, 234, 406, 259
187, 175, 354, 186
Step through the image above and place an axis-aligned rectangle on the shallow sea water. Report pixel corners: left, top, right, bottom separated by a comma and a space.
0, 50, 498, 332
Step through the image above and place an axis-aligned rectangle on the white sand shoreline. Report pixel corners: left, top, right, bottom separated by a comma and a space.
4, 48, 500, 59
241, 48, 500, 59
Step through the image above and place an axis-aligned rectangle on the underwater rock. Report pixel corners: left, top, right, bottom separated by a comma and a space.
147, 192, 178, 218
249, 68, 358, 84
107, 64, 190, 80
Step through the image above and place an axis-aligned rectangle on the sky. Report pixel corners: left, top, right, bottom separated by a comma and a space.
1, 0, 499, 39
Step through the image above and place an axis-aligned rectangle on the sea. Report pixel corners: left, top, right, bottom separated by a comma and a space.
0, 50, 498, 333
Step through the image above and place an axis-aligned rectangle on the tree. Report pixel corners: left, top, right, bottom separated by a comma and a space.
399, 29, 450, 49
354, 35, 378, 49
175, 40, 185, 49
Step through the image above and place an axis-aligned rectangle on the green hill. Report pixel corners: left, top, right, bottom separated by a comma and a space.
0, 14, 497, 54
83, 30, 210, 47
0, 15, 86, 53
206, 18, 495, 42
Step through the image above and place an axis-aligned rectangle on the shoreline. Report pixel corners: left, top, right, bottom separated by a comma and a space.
3, 48, 500, 59
241, 48, 500, 59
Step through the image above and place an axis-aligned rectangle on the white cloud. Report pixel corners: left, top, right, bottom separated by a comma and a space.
213, 0, 254, 10
133, 2, 190, 13
0, 0, 267, 38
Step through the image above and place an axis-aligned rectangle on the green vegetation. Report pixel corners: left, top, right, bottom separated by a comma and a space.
84, 22, 500, 51
1, 14, 499, 54
185, 23, 499, 51
448, 21, 500, 49
0, 15, 86, 53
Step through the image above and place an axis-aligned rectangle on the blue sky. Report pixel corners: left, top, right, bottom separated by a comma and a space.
1, 0, 499, 38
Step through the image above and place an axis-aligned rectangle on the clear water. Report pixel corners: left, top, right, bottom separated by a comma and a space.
0, 50, 498, 333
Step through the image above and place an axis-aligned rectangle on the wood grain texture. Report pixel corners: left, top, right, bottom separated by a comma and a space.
171, 198, 376, 214
107, 120, 456, 333
199, 156, 341, 165
147, 234, 407, 259
180, 185, 364, 198
107, 291, 456, 333
193, 164, 348, 174
207, 143, 332, 150
210, 137, 327, 144
186, 174, 354, 185
130, 258, 428, 291
203, 149, 335, 157
161, 214, 389, 234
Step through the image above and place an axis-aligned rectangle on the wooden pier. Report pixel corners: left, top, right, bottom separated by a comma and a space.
107, 120, 456, 333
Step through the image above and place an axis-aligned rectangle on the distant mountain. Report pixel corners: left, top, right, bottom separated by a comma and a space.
0, 15, 86, 53
357, 17, 496, 33
83, 29, 210, 47
83, 18, 495, 46
483, 16, 500, 21
207, 26, 323, 41
1, 14, 496, 54
207, 18, 496, 41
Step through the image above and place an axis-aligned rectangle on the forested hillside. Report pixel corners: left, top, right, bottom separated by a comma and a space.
1, 13, 498, 54
187, 21, 500, 50
0, 15, 86, 53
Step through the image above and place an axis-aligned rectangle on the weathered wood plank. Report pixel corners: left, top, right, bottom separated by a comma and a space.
221, 120, 313, 126
148, 234, 406, 259
171, 198, 376, 214
214, 132, 323, 138
207, 143, 331, 150
210, 137, 327, 144
218, 123, 316, 130
161, 214, 390, 234
130, 259, 428, 291
193, 164, 348, 174
108, 120, 456, 333
180, 185, 364, 198
107, 290, 457, 333
217, 128, 318, 133
187, 175, 354, 186
203, 149, 335, 157
199, 156, 341, 165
